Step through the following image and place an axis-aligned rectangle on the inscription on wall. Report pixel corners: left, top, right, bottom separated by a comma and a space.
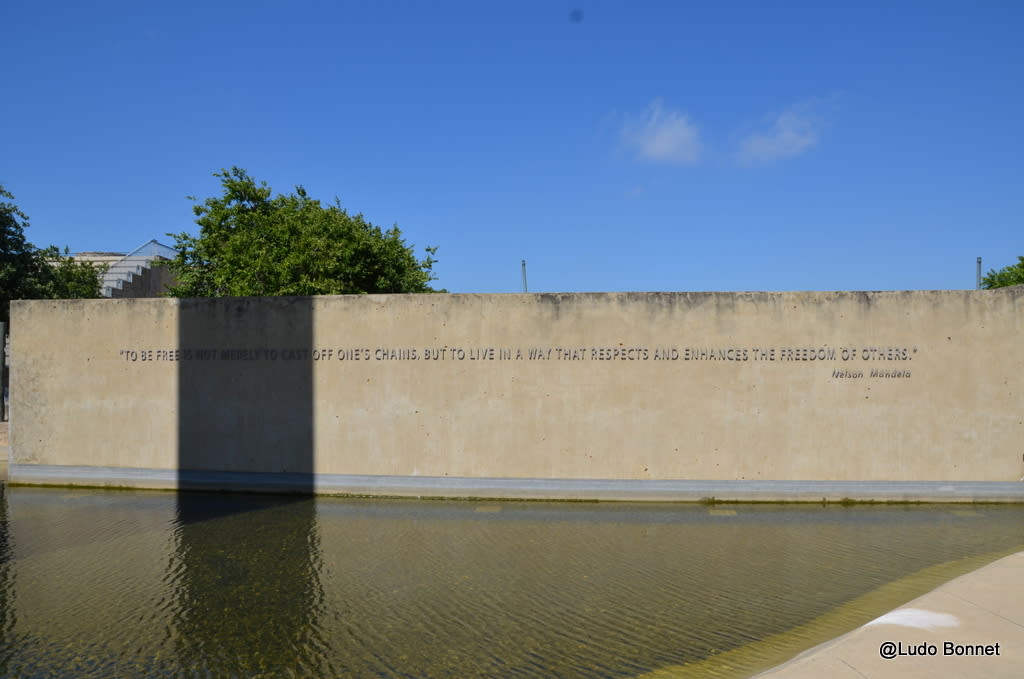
116, 344, 918, 378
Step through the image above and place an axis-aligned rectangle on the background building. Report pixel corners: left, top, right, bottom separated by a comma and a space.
75, 239, 177, 298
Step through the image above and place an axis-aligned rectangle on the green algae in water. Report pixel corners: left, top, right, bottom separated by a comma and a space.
1, 488, 1022, 678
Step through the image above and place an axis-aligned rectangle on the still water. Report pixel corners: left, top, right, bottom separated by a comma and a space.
0, 483, 1021, 679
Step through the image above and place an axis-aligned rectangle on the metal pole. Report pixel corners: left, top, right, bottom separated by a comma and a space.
521, 259, 528, 293
976, 257, 982, 290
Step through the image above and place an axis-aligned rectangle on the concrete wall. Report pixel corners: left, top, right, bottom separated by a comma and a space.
9, 290, 1024, 499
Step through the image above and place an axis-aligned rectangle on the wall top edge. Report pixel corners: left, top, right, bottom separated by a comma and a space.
8, 287, 1021, 308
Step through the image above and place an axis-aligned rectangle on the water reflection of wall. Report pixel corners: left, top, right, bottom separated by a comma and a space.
311, 501, 1024, 677
0, 489, 177, 676
172, 493, 326, 676
0, 488, 325, 676
0, 492, 1022, 677
0, 485, 13, 676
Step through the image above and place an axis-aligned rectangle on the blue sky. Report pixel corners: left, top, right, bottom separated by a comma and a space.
3, 1, 1021, 292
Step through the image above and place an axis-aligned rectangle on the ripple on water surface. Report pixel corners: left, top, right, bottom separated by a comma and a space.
0, 486, 1021, 678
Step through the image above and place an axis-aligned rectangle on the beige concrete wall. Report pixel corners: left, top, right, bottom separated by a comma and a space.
10, 290, 1024, 484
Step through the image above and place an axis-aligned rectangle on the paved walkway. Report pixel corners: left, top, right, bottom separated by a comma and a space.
754, 551, 1024, 678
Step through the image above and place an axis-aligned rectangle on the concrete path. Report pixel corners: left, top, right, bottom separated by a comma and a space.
754, 551, 1024, 678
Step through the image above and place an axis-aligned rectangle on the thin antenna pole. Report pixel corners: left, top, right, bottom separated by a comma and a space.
521, 259, 528, 293
976, 257, 982, 290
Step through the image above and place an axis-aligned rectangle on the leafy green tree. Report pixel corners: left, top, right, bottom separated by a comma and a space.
0, 185, 106, 323
167, 168, 440, 297
981, 256, 1024, 289
39, 247, 107, 299
0, 185, 44, 322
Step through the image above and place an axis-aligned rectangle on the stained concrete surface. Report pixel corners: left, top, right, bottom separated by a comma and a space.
754, 551, 1024, 679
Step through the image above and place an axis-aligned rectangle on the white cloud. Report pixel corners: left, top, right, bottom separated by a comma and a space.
621, 99, 702, 165
736, 97, 836, 166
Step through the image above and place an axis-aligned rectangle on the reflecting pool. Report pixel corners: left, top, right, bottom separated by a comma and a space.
1, 484, 1022, 678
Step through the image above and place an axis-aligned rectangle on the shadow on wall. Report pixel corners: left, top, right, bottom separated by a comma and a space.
174, 297, 320, 674
176, 296, 315, 497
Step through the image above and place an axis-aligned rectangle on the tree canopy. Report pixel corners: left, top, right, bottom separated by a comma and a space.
0, 185, 105, 323
981, 256, 1024, 289
166, 168, 440, 297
